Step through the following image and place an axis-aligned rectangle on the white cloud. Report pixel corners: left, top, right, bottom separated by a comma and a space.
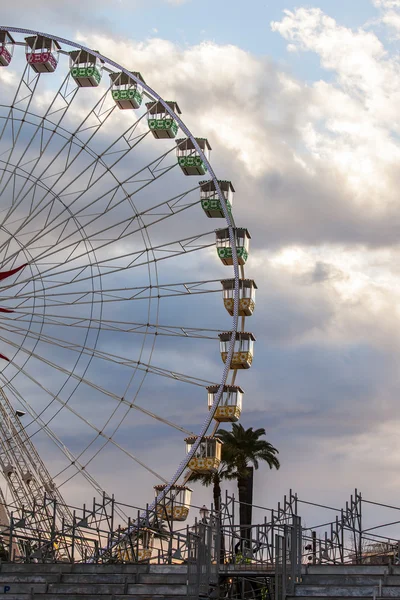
70, 22, 400, 432
382, 10, 400, 35
78, 19, 400, 241
374, 0, 400, 39
267, 7, 400, 236
0, 69, 17, 86
271, 9, 390, 98
374, 0, 400, 7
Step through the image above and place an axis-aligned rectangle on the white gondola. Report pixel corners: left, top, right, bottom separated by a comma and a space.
207, 385, 244, 422
154, 484, 192, 521
200, 180, 234, 218
215, 227, 250, 266
146, 101, 181, 139
0, 32, 15, 67
218, 332, 255, 369
25, 35, 60, 73
176, 138, 211, 176
185, 436, 222, 473
110, 71, 145, 109
69, 50, 104, 87
221, 279, 257, 316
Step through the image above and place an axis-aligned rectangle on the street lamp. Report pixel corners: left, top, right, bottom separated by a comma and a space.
199, 505, 210, 523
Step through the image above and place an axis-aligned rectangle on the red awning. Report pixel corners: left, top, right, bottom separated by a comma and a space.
0, 264, 27, 282
0, 264, 27, 361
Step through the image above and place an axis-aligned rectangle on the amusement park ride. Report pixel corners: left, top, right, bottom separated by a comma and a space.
1, 30, 400, 600
0, 27, 258, 561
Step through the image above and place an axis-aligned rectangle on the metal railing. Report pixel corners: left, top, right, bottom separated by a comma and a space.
2, 485, 400, 600
187, 519, 220, 600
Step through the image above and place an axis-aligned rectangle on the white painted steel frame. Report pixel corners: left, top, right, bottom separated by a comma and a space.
0, 26, 243, 527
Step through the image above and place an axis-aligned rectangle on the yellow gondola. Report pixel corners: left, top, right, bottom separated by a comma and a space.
185, 436, 222, 473
207, 385, 244, 422
154, 484, 192, 521
221, 279, 257, 316
218, 332, 255, 369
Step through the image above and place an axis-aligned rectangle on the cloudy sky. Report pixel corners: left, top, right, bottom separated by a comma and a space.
3, 0, 400, 530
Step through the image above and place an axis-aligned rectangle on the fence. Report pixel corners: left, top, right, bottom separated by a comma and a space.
187, 519, 220, 600
274, 516, 302, 600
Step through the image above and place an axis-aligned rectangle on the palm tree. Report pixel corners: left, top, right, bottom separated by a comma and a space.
188, 466, 232, 514
216, 424, 280, 549
188, 462, 235, 563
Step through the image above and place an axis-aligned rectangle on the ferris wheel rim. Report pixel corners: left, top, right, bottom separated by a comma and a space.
0, 25, 244, 515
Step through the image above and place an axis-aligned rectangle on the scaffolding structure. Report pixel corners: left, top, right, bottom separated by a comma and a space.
0, 486, 398, 600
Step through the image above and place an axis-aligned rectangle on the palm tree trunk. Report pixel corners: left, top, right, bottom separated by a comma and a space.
245, 466, 254, 545
237, 470, 254, 599
213, 473, 221, 513
212, 473, 226, 563
238, 467, 254, 551
238, 476, 249, 550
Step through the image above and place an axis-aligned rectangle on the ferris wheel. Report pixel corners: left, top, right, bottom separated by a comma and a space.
0, 27, 257, 528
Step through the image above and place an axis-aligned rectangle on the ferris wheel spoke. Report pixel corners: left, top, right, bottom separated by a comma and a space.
0, 386, 81, 530
0, 80, 120, 207
56, 437, 168, 491
0, 323, 208, 442
1, 181, 201, 273
2, 279, 221, 308
54, 384, 170, 489
1, 231, 216, 297
2, 360, 167, 482
0, 64, 40, 154
3, 365, 170, 508
0, 134, 111, 237
0, 123, 118, 240
3, 311, 222, 339
0, 70, 81, 196
0, 101, 171, 253
3, 360, 168, 483
0, 377, 130, 521
0, 322, 216, 388
0, 143, 181, 275
0, 131, 203, 275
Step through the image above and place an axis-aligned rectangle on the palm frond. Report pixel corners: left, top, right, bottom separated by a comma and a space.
187, 470, 215, 487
